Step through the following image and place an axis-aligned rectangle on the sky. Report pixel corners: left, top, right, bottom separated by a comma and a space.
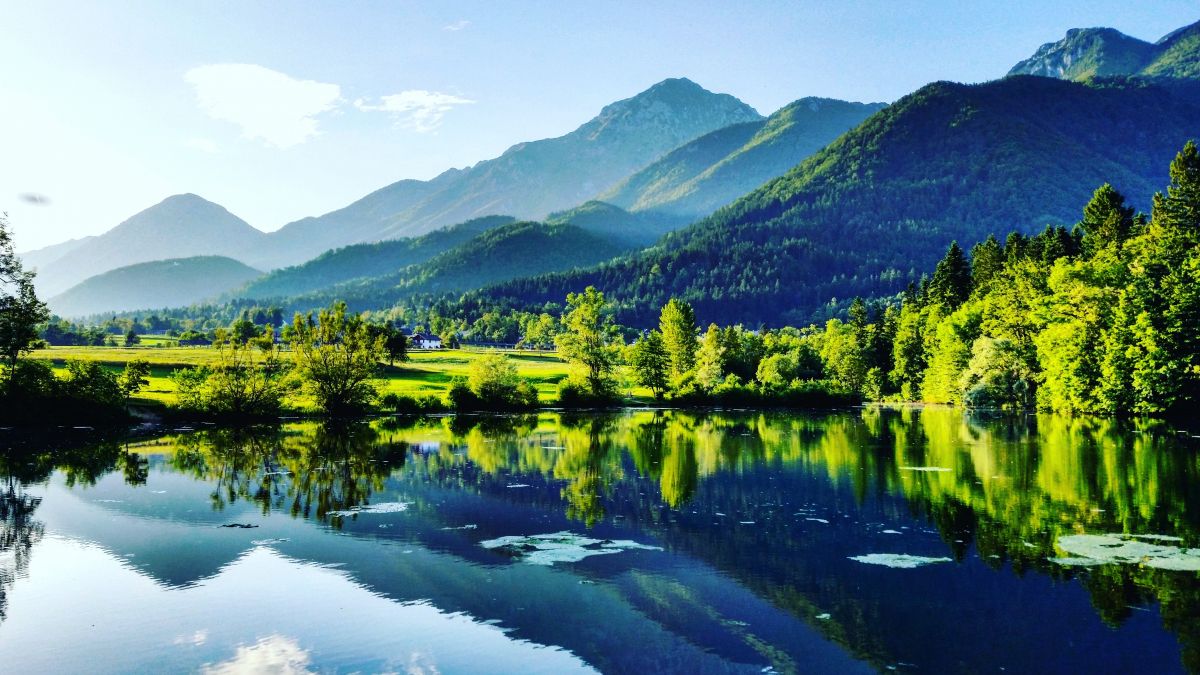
2, 0, 1197, 252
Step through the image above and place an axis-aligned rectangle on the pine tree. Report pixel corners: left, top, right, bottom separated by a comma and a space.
1079, 183, 1135, 253
659, 298, 698, 382
970, 235, 1005, 293
927, 242, 973, 309
627, 331, 670, 399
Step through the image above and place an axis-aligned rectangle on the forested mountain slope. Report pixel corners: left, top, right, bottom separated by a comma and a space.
468, 76, 1200, 326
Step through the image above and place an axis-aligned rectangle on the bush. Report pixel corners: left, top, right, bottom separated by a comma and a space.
555, 377, 623, 408
379, 392, 447, 415
444, 354, 538, 411
0, 359, 149, 425
172, 340, 285, 419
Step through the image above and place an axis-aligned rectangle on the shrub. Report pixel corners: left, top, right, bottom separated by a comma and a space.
380, 392, 447, 415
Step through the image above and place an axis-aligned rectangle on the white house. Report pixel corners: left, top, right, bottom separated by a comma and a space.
410, 333, 443, 349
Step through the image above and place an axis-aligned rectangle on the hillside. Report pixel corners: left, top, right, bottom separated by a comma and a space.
544, 201, 688, 246
469, 76, 1200, 326
263, 78, 761, 265
269, 221, 628, 313
1009, 20, 1200, 81
29, 194, 266, 297
601, 98, 886, 218
49, 256, 261, 318
234, 215, 514, 300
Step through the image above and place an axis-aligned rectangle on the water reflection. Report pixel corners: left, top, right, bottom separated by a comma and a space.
1, 408, 1198, 673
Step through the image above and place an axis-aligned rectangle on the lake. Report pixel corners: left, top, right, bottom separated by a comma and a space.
1, 408, 1198, 673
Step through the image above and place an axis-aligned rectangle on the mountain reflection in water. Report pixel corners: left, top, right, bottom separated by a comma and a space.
0, 408, 1197, 674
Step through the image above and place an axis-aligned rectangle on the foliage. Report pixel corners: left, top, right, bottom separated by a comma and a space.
555, 287, 622, 397
0, 214, 49, 370
446, 353, 538, 411
286, 301, 385, 416
173, 333, 286, 418
626, 331, 670, 399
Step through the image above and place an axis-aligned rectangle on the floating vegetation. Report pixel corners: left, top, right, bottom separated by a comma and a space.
250, 538, 290, 546
440, 524, 479, 531
806, 518, 829, 524
1050, 534, 1200, 571
327, 501, 412, 517
899, 466, 951, 472
848, 553, 953, 569
480, 531, 663, 566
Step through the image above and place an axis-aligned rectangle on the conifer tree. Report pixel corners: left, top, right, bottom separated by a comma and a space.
927, 242, 972, 309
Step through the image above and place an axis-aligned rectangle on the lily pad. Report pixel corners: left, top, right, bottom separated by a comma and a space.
327, 501, 412, 516
848, 553, 953, 569
1050, 534, 1200, 572
480, 531, 662, 566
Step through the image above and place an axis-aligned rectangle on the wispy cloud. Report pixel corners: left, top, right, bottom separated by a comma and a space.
184, 64, 341, 148
354, 91, 474, 132
443, 20, 470, 31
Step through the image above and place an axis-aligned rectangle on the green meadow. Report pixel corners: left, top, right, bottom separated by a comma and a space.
25, 345, 582, 411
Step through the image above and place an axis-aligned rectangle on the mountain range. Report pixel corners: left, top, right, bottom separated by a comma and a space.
23, 18, 1200, 323
1009, 20, 1199, 81
470, 74, 1200, 326
48, 256, 261, 318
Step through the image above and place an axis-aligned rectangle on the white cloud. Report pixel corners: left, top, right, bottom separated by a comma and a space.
354, 91, 474, 132
443, 20, 470, 31
184, 138, 218, 153
185, 64, 341, 149
203, 634, 312, 675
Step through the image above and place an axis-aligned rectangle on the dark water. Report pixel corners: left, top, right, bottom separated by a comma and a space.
1, 408, 1198, 674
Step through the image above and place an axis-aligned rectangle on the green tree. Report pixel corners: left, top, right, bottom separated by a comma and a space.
927, 241, 973, 309
970, 235, 1005, 292
0, 214, 49, 373
659, 298, 698, 382
287, 302, 385, 415
1079, 183, 1135, 253
627, 331, 670, 399
693, 324, 726, 392
555, 287, 621, 396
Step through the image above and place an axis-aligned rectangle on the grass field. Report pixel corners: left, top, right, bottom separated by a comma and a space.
26, 345, 581, 409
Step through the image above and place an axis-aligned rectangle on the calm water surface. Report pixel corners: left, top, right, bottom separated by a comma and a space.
1, 408, 1198, 674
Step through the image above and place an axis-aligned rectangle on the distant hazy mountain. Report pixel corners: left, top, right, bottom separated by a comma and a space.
544, 201, 689, 246
263, 220, 630, 314
29, 194, 266, 297
49, 256, 261, 318
18, 236, 95, 271
235, 215, 515, 300
601, 98, 886, 218
263, 78, 762, 265
1009, 20, 1200, 81
472, 75, 1200, 327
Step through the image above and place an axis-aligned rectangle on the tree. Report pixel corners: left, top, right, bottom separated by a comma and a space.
927, 241, 972, 309
555, 287, 621, 396
0, 214, 49, 372
367, 324, 408, 366
693, 324, 726, 392
970, 235, 1005, 292
287, 302, 385, 415
659, 298, 698, 381
124, 328, 140, 347
1079, 183, 1135, 253
450, 353, 537, 409
627, 331, 670, 399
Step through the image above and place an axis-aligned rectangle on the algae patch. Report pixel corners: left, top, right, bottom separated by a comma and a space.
1050, 533, 1200, 571
480, 531, 663, 566
848, 553, 953, 569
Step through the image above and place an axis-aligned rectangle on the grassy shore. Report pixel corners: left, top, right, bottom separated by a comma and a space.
26, 345, 581, 410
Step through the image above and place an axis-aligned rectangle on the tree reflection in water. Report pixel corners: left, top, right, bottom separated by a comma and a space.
1, 408, 1197, 669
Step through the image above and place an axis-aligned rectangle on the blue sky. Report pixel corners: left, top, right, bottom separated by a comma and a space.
2, 0, 1196, 251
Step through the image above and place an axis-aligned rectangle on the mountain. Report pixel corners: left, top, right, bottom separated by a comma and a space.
265, 221, 628, 313
261, 171, 462, 269
49, 256, 261, 318
601, 98, 886, 218
29, 194, 267, 297
18, 236, 95, 271
234, 215, 515, 300
263, 78, 761, 265
1009, 20, 1200, 81
544, 201, 689, 246
468, 76, 1200, 327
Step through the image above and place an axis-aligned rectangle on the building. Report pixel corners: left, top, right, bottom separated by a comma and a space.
410, 333, 443, 349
